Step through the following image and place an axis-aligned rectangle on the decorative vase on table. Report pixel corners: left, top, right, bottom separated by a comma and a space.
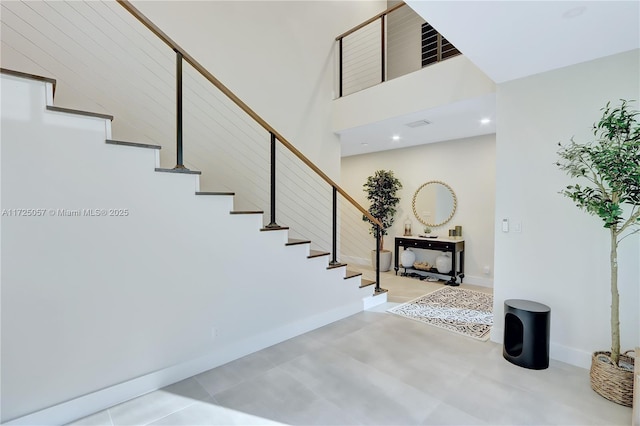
435, 252, 452, 274
404, 217, 412, 236
400, 249, 416, 268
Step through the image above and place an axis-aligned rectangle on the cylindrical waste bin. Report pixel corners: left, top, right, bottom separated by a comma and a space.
503, 299, 550, 370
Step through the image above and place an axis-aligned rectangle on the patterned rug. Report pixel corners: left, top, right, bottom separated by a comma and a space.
387, 287, 494, 341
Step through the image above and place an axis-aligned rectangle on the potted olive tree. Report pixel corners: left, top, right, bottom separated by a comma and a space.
362, 170, 402, 271
556, 99, 639, 407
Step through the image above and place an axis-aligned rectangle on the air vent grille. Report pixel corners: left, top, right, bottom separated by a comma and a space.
405, 119, 432, 128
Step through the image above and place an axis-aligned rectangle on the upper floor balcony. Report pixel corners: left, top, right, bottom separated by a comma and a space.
333, 2, 496, 157
335, 1, 462, 98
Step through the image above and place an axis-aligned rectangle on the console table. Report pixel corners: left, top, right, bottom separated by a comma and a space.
394, 236, 465, 284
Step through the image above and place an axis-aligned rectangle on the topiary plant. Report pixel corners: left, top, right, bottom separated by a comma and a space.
556, 99, 640, 367
362, 170, 402, 251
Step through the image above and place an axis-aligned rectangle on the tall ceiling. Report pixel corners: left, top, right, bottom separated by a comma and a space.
407, 0, 640, 84
2, 0, 637, 158
339, 0, 640, 157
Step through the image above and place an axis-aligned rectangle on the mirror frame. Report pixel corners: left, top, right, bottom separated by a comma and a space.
411, 180, 457, 227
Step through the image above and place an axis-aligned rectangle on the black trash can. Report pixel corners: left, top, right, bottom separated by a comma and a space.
503, 299, 550, 370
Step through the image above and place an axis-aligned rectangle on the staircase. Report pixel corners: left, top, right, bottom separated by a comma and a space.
0, 69, 384, 425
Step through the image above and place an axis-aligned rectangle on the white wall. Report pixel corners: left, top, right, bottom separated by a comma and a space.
340, 134, 496, 286
492, 49, 640, 368
130, 0, 384, 179
0, 74, 373, 424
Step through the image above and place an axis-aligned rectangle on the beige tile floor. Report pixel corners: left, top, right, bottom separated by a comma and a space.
70, 266, 632, 425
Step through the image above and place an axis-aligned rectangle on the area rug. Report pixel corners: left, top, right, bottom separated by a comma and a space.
387, 287, 494, 341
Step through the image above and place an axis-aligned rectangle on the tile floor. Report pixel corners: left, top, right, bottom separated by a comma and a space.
70, 266, 632, 425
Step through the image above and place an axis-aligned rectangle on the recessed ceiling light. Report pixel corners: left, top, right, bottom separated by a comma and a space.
392, 135, 401, 141
480, 118, 491, 125
361, 142, 368, 146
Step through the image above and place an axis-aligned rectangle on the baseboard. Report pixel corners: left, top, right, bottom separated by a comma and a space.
548, 342, 592, 369
490, 326, 592, 369
5, 301, 364, 425
462, 275, 493, 288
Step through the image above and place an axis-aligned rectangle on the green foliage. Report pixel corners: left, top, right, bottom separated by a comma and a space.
362, 170, 402, 247
556, 99, 640, 366
557, 100, 640, 235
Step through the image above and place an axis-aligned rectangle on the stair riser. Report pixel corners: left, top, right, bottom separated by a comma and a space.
305, 255, 332, 269
193, 196, 235, 215
285, 243, 310, 259
107, 143, 162, 170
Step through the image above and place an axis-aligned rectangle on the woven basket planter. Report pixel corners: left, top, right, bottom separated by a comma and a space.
590, 350, 635, 407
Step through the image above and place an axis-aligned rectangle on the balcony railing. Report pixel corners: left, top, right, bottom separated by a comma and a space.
336, 2, 461, 97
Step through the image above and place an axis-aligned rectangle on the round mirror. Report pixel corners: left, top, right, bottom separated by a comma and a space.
411, 181, 457, 227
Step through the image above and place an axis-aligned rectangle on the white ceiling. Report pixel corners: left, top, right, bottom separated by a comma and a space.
340, 0, 640, 157
339, 93, 496, 157
407, 0, 640, 85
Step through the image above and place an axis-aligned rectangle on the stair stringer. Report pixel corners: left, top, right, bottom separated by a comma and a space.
0, 72, 373, 425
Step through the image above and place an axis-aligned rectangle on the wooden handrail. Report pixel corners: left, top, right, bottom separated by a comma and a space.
117, 0, 382, 227
335, 2, 405, 41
